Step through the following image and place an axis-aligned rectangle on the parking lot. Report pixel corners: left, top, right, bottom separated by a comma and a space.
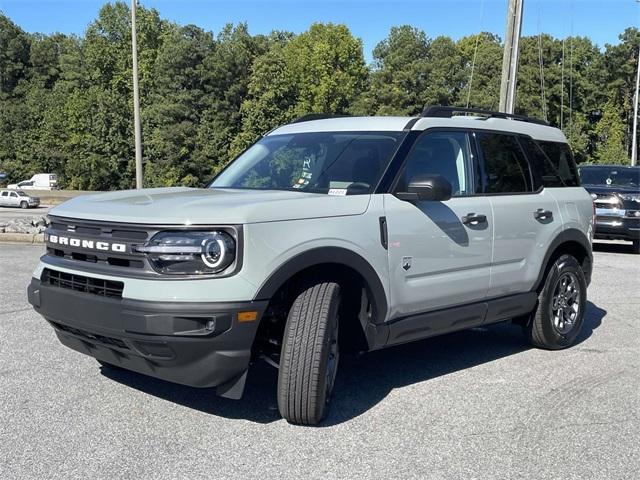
1, 242, 638, 479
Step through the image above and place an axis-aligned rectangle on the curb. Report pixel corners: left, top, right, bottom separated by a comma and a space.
0, 232, 45, 244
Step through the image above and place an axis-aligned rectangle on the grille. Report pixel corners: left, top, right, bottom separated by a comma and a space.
46, 216, 151, 271
50, 321, 129, 350
42, 268, 124, 298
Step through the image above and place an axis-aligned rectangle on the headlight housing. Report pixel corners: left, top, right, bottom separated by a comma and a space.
135, 230, 237, 275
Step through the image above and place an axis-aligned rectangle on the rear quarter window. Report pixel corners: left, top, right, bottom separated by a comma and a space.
537, 141, 580, 187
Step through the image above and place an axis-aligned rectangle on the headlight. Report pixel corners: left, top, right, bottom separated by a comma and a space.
135, 230, 237, 275
620, 194, 640, 203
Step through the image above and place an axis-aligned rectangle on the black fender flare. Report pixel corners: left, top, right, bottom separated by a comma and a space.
533, 228, 593, 291
253, 246, 388, 325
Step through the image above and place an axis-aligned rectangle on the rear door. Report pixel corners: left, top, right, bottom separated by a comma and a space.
384, 130, 493, 321
475, 131, 562, 297
0, 191, 8, 206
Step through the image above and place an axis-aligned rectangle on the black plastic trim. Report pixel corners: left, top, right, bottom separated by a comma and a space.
402, 117, 420, 130
27, 278, 266, 390
421, 105, 549, 126
533, 228, 593, 290
378, 216, 388, 249
290, 113, 351, 123
384, 292, 537, 347
253, 246, 388, 325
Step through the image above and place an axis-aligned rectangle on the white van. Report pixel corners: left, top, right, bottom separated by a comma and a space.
8, 173, 58, 190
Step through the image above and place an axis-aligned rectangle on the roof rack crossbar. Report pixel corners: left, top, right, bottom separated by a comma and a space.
290, 113, 351, 124
421, 105, 549, 126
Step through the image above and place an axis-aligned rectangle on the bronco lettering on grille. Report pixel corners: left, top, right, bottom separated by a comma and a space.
47, 234, 126, 253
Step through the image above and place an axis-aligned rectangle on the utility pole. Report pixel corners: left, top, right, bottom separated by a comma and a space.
499, 0, 524, 114
632, 45, 640, 166
131, 0, 143, 188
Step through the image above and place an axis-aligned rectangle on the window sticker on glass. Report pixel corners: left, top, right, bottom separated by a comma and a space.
328, 188, 347, 196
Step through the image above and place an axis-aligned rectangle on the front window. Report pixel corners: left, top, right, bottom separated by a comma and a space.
16, 191, 28, 197
211, 132, 404, 194
579, 167, 640, 188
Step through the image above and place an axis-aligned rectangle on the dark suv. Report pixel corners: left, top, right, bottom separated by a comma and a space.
578, 165, 640, 254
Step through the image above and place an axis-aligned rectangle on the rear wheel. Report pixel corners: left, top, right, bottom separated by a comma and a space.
632, 239, 640, 255
277, 282, 341, 425
20, 201, 28, 209
525, 254, 587, 350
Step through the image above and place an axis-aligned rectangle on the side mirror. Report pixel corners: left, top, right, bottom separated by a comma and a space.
396, 175, 453, 202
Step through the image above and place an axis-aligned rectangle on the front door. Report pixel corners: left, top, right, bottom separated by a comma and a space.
384, 130, 493, 324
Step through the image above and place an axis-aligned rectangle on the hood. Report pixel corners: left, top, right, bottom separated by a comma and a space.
50, 187, 371, 225
582, 184, 640, 195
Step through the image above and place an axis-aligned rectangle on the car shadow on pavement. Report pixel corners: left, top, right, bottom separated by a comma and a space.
100, 301, 606, 426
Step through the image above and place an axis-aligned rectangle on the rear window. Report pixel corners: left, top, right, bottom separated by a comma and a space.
537, 141, 580, 187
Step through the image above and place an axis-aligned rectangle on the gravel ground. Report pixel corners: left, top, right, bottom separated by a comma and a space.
0, 242, 638, 479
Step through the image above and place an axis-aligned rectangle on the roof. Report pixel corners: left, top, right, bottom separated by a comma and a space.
267, 115, 567, 143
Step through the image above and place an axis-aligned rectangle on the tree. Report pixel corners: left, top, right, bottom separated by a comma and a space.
355, 25, 430, 115
233, 23, 367, 154
593, 99, 629, 165
605, 28, 640, 155
0, 5, 637, 189
456, 32, 502, 110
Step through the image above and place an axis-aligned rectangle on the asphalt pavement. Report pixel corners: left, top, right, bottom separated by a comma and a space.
0, 242, 638, 479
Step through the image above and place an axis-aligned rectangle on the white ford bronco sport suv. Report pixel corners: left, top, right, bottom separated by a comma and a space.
28, 106, 594, 425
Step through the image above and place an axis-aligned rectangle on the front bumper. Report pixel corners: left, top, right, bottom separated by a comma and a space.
594, 213, 640, 241
27, 277, 267, 394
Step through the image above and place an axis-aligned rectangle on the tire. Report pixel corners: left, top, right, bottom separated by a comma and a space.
277, 282, 341, 425
525, 254, 587, 350
20, 201, 28, 209
632, 239, 640, 255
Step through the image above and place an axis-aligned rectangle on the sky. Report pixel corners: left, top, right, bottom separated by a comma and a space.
1, 0, 638, 62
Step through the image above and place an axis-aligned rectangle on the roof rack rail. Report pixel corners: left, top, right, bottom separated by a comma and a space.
421, 105, 549, 126
290, 113, 351, 124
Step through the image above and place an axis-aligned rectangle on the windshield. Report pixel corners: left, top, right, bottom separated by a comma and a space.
16, 191, 28, 197
211, 132, 404, 194
578, 166, 640, 188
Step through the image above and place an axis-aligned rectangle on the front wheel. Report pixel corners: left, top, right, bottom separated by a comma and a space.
525, 254, 587, 349
277, 282, 341, 425
632, 239, 640, 255
20, 201, 28, 209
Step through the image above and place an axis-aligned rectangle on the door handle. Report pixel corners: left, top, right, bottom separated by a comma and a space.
462, 213, 487, 226
534, 208, 553, 221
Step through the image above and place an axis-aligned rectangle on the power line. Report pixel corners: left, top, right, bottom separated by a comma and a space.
537, 3, 548, 122
465, 0, 485, 109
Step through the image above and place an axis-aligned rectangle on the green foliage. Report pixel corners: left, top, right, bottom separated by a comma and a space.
0, 4, 637, 189
593, 100, 629, 165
